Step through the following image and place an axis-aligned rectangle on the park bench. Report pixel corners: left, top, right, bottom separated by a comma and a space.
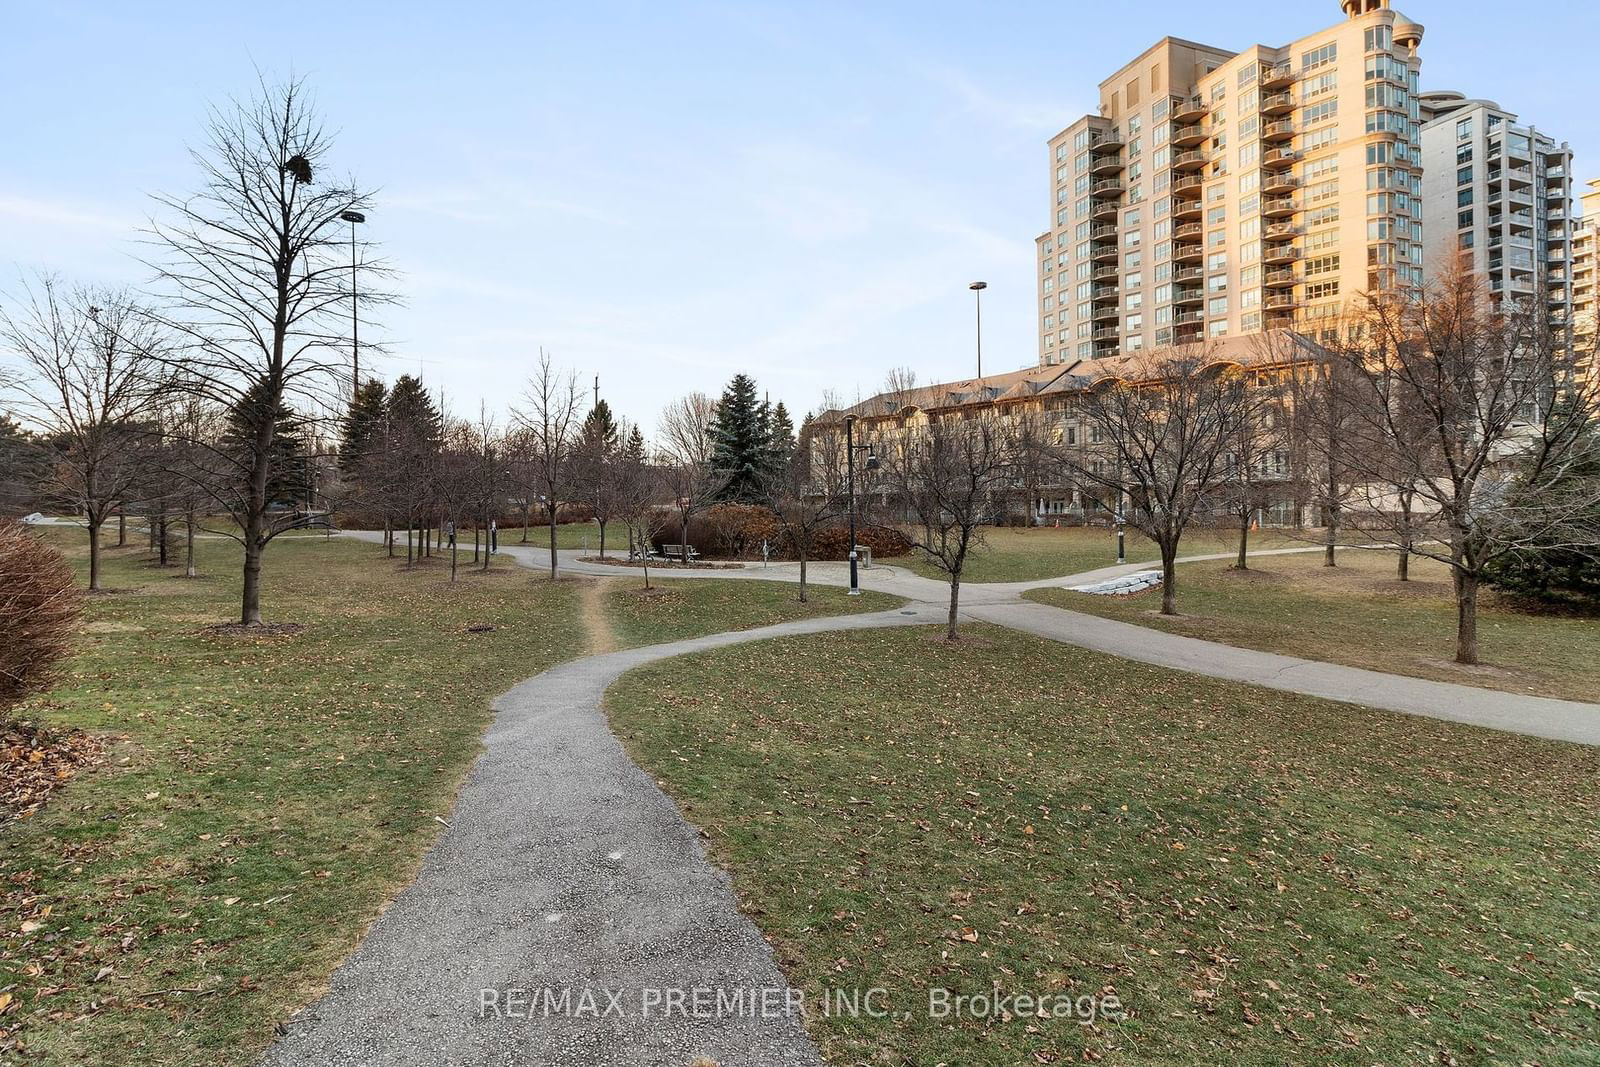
658, 544, 700, 562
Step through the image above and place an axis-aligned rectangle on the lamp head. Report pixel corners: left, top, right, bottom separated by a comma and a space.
341, 210, 367, 224
969, 281, 988, 291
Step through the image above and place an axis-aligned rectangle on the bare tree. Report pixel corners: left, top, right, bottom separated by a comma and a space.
883, 415, 1017, 639
146, 77, 384, 624
1, 278, 168, 590
1338, 273, 1600, 664
658, 392, 726, 561
513, 351, 584, 579
1067, 351, 1249, 615
760, 422, 847, 602
612, 446, 674, 591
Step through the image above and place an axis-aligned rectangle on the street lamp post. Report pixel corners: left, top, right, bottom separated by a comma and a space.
340, 210, 366, 402
843, 414, 879, 596
968, 281, 987, 379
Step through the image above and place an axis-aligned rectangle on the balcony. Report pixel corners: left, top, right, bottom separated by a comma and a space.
1092, 263, 1119, 281
1092, 325, 1120, 341
1173, 284, 1204, 305
1089, 151, 1124, 176
1172, 240, 1204, 262
1172, 265, 1204, 283
1172, 148, 1208, 171
1091, 198, 1119, 221
1262, 195, 1298, 218
1089, 222, 1117, 240
1263, 147, 1298, 168
1261, 119, 1296, 142
1263, 171, 1300, 195
1264, 268, 1297, 288
1260, 62, 1296, 89
1264, 293, 1299, 311
1091, 177, 1125, 197
1263, 241, 1300, 264
1171, 174, 1204, 200
1172, 94, 1208, 122
1092, 302, 1119, 321
1174, 309, 1204, 326
1091, 284, 1119, 301
1090, 239, 1119, 263
1260, 91, 1294, 115
1088, 127, 1124, 151
1265, 221, 1300, 241
1172, 221, 1203, 240
1506, 167, 1534, 188
1170, 122, 1207, 148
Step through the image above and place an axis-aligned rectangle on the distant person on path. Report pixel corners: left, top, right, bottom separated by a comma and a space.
446, 521, 456, 549
489, 520, 498, 554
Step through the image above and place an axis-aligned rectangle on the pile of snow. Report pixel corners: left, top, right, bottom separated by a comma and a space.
21, 512, 44, 525
1071, 570, 1162, 596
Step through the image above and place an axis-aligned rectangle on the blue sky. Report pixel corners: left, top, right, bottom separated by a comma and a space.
4, 0, 1596, 434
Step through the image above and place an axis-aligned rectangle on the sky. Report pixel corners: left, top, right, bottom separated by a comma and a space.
4, 0, 1598, 438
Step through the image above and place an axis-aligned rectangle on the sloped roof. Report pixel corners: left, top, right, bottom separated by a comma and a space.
827, 331, 1320, 423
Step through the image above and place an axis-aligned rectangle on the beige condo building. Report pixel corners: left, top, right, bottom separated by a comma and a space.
1574, 178, 1600, 397
1037, 0, 1424, 367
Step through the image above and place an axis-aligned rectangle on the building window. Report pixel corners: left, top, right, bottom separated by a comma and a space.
1457, 166, 1472, 185
1456, 117, 1473, 140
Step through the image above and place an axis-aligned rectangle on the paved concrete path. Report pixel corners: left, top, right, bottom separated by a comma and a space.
256, 531, 1600, 1065
340, 531, 1600, 746
264, 604, 934, 1067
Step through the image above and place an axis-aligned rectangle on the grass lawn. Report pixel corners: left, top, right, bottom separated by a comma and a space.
892, 525, 1305, 584
606, 623, 1600, 1066
601, 576, 901, 650
0, 528, 880, 1066
1025, 548, 1600, 703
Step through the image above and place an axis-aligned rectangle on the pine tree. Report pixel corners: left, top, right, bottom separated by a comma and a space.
625, 424, 646, 462
339, 378, 389, 474
580, 398, 619, 453
708, 373, 777, 502
386, 374, 442, 451
225, 381, 310, 507
769, 400, 796, 466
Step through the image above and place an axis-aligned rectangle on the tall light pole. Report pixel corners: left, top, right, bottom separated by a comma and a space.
968, 281, 987, 379
341, 210, 366, 403
843, 414, 879, 596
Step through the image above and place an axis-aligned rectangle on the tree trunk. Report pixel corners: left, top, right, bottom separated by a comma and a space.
473, 526, 480, 563
117, 511, 126, 547
597, 519, 608, 560
385, 516, 394, 558
450, 538, 458, 583
1453, 567, 1480, 665
680, 513, 690, 563
1323, 522, 1337, 568
1397, 494, 1413, 581
798, 553, 808, 603
87, 517, 103, 592
945, 574, 961, 640
185, 516, 196, 578
547, 508, 559, 580
1159, 545, 1178, 616
1235, 513, 1249, 570
642, 554, 651, 591
158, 518, 170, 566
241, 536, 264, 625
522, 504, 531, 542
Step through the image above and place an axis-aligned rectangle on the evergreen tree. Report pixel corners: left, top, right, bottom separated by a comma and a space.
339, 378, 389, 474
708, 373, 777, 502
625, 424, 646, 462
769, 400, 796, 465
225, 381, 310, 507
386, 374, 443, 452
580, 398, 619, 453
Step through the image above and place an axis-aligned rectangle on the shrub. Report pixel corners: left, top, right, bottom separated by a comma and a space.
805, 523, 912, 561
0, 522, 80, 714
